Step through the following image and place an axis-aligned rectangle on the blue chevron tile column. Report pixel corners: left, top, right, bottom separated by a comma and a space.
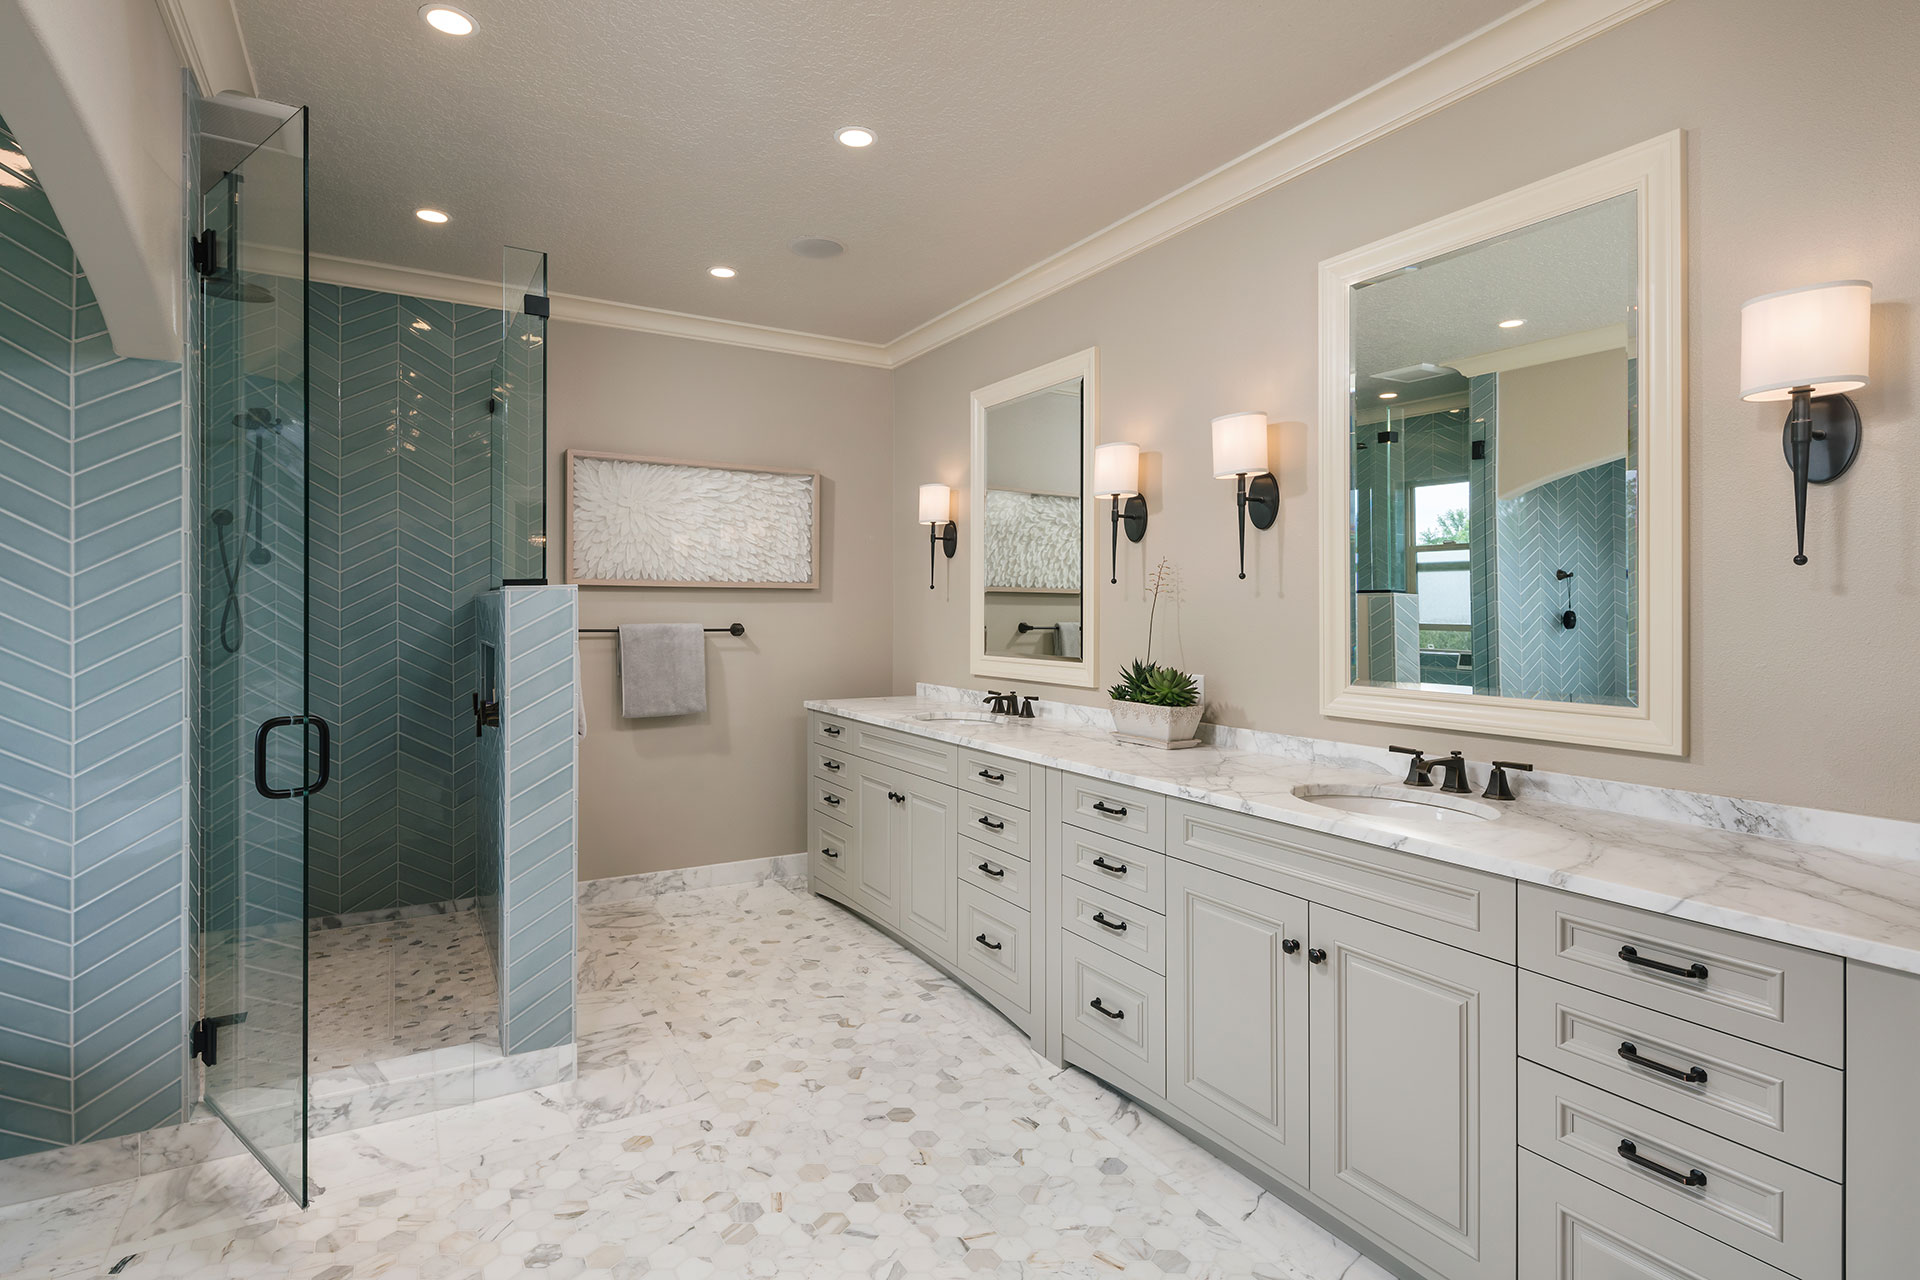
0, 115, 190, 1159
1495, 460, 1631, 704
306, 286, 500, 919
496, 586, 576, 1055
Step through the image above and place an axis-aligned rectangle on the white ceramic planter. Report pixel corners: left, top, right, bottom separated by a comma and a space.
1108, 697, 1203, 747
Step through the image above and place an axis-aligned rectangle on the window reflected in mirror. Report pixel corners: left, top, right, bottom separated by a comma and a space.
1349, 191, 1639, 707
982, 377, 1084, 663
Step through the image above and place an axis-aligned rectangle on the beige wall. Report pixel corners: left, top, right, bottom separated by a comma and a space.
548, 323, 894, 880
889, 0, 1920, 822
1496, 349, 1629, 499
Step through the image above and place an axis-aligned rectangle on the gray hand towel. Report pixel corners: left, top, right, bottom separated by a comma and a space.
618, 623, 707, 718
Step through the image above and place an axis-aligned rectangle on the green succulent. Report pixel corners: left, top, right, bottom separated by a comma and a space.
1107, 659, 1198, 708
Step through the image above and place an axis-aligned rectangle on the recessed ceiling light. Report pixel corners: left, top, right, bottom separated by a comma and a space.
1378, 392, 1399, 400
415, 208, 449, 224
834, 126, 875, 148
709, 266, 737, 279
1498, 318, 1526, 328
420, 5, 475, 35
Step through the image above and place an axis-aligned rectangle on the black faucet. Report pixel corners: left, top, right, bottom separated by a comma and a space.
1483, 760, 1533, 801
1389, 745, 1472, 794
983, 690, 1017, 715
1018, 696, 1037, 719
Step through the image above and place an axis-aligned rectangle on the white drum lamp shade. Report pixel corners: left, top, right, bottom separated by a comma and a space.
917, 483, 952, 525
1740, 280, 1872, 401
1211, 412, 1269, 478
1093, 442, 1141, 497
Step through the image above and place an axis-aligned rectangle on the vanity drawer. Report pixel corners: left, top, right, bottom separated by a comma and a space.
808, 811, 853, 896
1518, 884, 1844, 1066
1062, 775, 1165, 850
1518, 1150, 1787, 1280
811, 747, 854, 784
1062, 878, 1165, 974
956, 881, 1036, 1032
958, 836, 1031, 911
841, 717, 959, 786
1170, 799, 1516, 962
1519, 971, 1843, 1178
959, 749, 1031, 809
810, 778, 853, 820
960, 795, 1030, 861
1061, 825, 1167, 914
811, 713, 854, 747
1061, 932, 1166, 1096
1519, 1061, 1841, 1280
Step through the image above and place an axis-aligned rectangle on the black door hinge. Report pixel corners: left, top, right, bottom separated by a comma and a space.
191, 229, 220, 277
522, 292, 550, 318
191, 1012, 247, 1066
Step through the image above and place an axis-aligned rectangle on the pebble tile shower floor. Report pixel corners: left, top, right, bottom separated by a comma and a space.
0, 880, 1393, 1280
309, 913, 499, 1073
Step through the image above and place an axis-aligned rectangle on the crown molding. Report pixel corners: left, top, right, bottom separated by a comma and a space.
308, 254, 893, 368
309, 0, 1667, 371
882, 0, 1672, 367
156, 0, 255, 97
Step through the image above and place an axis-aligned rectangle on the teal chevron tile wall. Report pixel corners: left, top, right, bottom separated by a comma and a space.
1495, 460, 1633, 704
499, 586, 576, 1054
307, 284, 499, 919
0, 117, 190, 1158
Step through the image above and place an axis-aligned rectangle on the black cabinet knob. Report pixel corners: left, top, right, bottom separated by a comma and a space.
1281, 938, 1300, 954
1307, 948, 1327, 965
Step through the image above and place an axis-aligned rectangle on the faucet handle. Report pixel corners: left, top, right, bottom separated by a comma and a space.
1388, 744, 1431, 786
1019, 696, 1037, 719
1484, 760, 1534, 801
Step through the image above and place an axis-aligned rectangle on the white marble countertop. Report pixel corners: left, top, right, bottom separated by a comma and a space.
806, 695, 1920, 974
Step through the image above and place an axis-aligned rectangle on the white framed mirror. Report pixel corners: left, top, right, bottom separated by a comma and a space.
969, 348, 1099, 689
1317, 132, 1686, 753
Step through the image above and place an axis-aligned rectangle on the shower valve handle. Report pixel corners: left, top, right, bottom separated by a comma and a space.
472, 692, 501, 737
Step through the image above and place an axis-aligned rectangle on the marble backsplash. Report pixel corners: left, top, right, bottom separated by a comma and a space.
914, 682, 1920, 864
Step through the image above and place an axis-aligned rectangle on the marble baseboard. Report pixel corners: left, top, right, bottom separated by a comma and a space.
918, 681, 1920, 863
576, 852, 807, 906
307, 896, 479, 932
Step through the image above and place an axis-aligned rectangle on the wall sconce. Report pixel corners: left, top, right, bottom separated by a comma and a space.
918, 482, 956, 589
1093, 442, 1147, 585
1211, 412, 1276, 579
1740, 280, 1871, 566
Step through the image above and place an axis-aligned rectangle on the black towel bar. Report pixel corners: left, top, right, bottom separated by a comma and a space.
578, 623, 745, 636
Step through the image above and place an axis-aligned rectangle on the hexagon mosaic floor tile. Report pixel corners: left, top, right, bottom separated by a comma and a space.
0, 880, 1393, 1280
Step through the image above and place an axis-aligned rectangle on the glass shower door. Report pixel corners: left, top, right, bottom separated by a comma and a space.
195, 107, 317, 1205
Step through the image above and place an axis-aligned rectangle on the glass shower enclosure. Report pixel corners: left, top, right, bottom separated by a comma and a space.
194, 105, 317, 1205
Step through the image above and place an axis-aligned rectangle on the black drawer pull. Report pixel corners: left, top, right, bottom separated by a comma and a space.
1090, 856, 1129, 875
977, 862, 1005, 878
1090, 800, 1129, 817
978, 768, 1006, 783
977, 815, 1005, 832
1307, 948, 1327, 965
1281, 938, 1300, 954
822, 759, 841, 771
1619, 945, 1709, 981
822, 725, 842, 736
823, 793, 842, 806
821, 847, 839, 859
1617, 1139, 1706, 1188
1089, 997, 1125, 1020
1091, 912, 1128, 933
975, 933, 1002, 951
1618, 1041, 1708, 1084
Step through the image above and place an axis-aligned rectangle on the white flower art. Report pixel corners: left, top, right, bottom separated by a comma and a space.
571, 457, 816, 585
984, 490, 1079, 590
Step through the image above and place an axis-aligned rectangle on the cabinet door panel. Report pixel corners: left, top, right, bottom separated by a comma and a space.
897, 781, 958, 965
1310, 905, 1515, 1280
851, 763, 900, 927
1166, 861, 1309, 1187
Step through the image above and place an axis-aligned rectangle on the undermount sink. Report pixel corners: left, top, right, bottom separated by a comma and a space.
912, 711, 1004, 723
1292, 785, 1499, 827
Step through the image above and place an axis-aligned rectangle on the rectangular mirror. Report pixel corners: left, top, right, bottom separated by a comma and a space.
1318, 134, 1685, 753
970, 348, 1099, 688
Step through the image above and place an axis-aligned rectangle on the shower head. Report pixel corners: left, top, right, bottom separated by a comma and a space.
204, 274, 275, 304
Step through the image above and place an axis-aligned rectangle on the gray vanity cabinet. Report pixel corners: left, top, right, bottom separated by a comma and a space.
1164, 860, 1311, 1187
851, 758, 957, 954
1308, 905, 1516, 1280
850, 762, 904, 926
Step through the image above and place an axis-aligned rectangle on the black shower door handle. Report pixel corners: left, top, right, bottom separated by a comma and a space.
254, 715, 331, 799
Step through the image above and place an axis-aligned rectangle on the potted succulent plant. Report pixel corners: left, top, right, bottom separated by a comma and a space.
1106, 558, 1204, 747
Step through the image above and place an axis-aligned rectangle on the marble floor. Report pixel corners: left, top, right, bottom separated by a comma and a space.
309, 911, 500, 1073
1, 880, 1393, 1280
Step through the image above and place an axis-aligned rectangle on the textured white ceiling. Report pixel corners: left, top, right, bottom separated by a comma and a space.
232, 0, 1519, 344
